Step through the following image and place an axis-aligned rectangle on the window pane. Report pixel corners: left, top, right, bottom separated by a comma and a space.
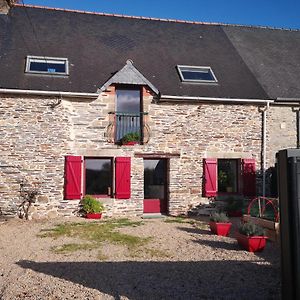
85, 159, 111, 195
218, 159, 238, 193
30, 61, 66, 73
116, 89, 140, 113
144, 159, 166, 199
181, 70, 214, 81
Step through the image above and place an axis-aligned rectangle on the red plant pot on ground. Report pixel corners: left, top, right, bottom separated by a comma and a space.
86, 213, 102, 219
123, 141, 138, 146
236, 232, 267, 252
209, 222, 232, 236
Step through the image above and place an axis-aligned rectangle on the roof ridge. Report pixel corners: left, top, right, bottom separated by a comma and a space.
14, 3, 300, 32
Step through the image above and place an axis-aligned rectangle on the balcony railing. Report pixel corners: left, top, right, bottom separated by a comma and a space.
106, 112, 150, 144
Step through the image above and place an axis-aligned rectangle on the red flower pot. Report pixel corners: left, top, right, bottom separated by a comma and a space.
123, 141, 138, 146
236, 232, 267, 252
86, 213, 102, 219
209, 222, 232, 236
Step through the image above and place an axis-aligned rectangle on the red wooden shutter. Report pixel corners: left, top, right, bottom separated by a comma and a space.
115, 157, 131, 199
242, 158, 256, 196
64, 156, 83, 200
203, 158, 217, 197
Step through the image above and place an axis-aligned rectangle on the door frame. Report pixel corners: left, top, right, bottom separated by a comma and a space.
143, 157, 169, 214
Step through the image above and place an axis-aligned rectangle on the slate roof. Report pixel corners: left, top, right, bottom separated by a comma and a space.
0, 5, 299, 100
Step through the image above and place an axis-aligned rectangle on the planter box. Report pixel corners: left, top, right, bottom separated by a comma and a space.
86, 213, 102, 219
209, 222, 232, 236
242, 215, 280, 242
122, 141, 139, 146
236, 232, 267, 252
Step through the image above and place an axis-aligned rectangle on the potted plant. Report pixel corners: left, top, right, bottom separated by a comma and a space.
225, 197, 243, 217
236, 222, 267, 252
81, 195, 104, 219
121, 132, 140, 145
209, 212, 232, 236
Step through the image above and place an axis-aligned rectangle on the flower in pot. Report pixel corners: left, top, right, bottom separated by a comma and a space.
209, 212, 232, 236
121, 132, 141, 145
236, 222, 267, 252
81, 195, 104, 219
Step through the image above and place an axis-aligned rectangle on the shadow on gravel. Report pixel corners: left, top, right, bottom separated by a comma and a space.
192, 238, 240, 251
176, 226, 210, 235
17, 260, 280, 300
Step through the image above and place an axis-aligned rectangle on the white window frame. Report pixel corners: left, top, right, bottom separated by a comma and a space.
25, 55, 69, 75
176, 65, 218, 83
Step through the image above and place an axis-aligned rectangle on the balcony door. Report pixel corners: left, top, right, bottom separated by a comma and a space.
144, 159, 168, 214
116, 88, 142, 142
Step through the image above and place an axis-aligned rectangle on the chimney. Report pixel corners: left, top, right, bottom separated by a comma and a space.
0, 0, 17, 14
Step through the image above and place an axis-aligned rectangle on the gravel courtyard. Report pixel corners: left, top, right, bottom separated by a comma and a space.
0, 216, 280, 300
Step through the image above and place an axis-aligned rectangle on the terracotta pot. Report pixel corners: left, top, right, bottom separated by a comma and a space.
86, 213, 102, 219
209, 222, 232, 236
123, 141, 138, 146
236, 232, 267, 252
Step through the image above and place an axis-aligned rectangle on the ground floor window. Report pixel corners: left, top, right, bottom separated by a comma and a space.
203, 157, 256, 197
85, 158, 112, 196
64, 156, 131, 200
217, 159, 238, 193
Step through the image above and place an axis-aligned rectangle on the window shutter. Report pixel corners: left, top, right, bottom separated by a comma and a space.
203, 158, 217, 197
242, 158, 256, 196
115, 157, 131, 199
64, 156, 83, 200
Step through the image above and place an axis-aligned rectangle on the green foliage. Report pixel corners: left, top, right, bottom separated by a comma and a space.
238, 222, 265, 237
121, 132, 140, 144
81, 195, 104, 214
39, 218, 152, 258
225, 197, 244, 212
210, 212, 230, 223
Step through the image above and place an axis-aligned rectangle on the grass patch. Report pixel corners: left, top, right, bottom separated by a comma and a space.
51, 243, 97, 254
164, 216, 194, 224
40, 218, 148, 258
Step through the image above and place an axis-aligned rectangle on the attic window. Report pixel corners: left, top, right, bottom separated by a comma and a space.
177, 65, 217, 83
25, 56, 69, 75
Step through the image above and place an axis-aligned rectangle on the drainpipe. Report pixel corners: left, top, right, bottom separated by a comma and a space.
260, 102, 270, 197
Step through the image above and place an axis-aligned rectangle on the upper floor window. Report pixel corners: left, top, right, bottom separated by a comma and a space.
25, 56, 69, 75
115, 87, 143, 144
177, 65, 217, 83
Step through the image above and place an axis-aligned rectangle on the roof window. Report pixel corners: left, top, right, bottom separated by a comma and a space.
25, 56, 69, 75
177, 65, 217, 83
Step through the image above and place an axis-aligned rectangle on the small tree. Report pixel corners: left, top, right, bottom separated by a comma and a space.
18, 180, 40, 220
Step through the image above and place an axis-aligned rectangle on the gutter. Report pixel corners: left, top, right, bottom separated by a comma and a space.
0, 88, 99, 99
276, 97, 300, 102
160, 94, 274, 104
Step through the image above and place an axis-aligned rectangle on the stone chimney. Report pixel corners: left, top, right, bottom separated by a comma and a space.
0, 0, 17, 14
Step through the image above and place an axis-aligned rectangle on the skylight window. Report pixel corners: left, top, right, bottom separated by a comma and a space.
25, 56, 69, 75
177, 65, 217, 83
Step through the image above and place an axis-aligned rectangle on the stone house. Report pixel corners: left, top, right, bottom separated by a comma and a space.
0, 2, 300, 218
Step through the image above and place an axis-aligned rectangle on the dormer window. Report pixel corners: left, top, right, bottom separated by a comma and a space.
25, 56, 69, 75
177, 65, 217, 83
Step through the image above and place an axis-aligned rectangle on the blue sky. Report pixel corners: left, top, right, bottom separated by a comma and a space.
23, 0, 300, 30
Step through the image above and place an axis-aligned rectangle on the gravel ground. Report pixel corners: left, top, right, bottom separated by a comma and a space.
0, 216, 280, 300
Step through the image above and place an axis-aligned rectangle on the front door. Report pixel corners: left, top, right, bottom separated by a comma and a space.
143, 159, 168, 214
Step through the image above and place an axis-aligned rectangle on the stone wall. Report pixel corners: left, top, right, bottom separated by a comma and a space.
0, 90, 298, 218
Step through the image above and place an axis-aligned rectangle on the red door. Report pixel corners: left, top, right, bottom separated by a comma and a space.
143, 159, 168, 214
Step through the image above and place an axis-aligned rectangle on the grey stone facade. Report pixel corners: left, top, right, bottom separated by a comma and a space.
0, 88, 298, 218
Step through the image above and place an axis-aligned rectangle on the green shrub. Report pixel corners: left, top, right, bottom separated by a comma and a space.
121, 132, 140, 144
238, 222, 265, 237
210, 212, 230, 223
225, 197, 244, 212
81, 195, 104, 214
